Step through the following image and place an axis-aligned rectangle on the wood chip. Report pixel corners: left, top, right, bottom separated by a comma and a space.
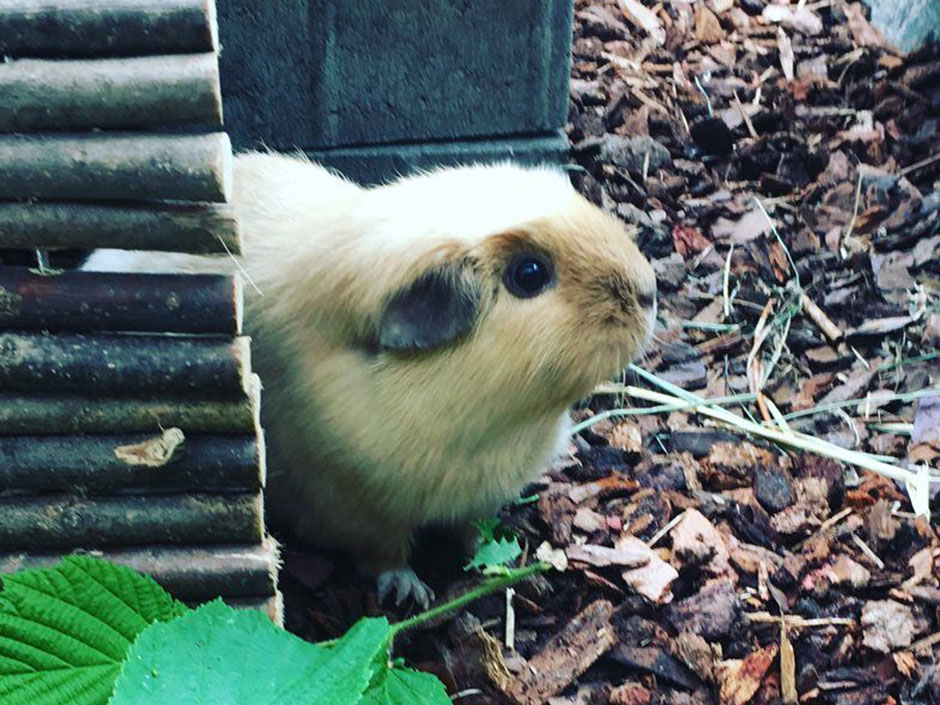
671, 508, 731, 574
862, 600, 916, 653
566, 542, 650, 569
717, 644, 778, 705
617, 535, 679, 603
505, 601, 617, 705
616, 0, 666, 45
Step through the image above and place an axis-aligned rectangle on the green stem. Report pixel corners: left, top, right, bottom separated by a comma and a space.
388, 562, 550, 639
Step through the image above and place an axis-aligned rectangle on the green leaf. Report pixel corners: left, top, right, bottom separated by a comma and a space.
473, 517, 502, 543
464, 535, 523, 571
0, 555, 187, 705
361, 665, 451, 705
109, 600, 390, 705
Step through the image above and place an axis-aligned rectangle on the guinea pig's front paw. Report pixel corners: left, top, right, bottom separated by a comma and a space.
377, 567, 436, 610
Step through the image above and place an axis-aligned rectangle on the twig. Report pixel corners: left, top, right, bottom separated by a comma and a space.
681, 321, 740, 332
733, 91, 758, 139
909, 630, 940, 653
794, 507, 854, 550
647, 512, 686, 548
898, 151, 940, 177
851, 533, 886, 570
801, 293, 844, 343
745, 612, 855, 628
630, 86, 670, 115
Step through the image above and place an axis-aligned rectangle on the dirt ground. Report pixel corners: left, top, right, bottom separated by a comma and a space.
280, 2, 940, 703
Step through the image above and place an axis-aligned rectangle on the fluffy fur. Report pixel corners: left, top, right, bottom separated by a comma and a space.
84, 152, 657, 595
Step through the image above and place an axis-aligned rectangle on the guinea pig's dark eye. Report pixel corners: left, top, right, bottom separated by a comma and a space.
503, 254, 554, 299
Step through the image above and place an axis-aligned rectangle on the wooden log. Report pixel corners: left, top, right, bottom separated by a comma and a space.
0, 375, 260, 435
0, 53, 222, 132
0, 133, 233, 203
0, 432, 264, 493
0, 375, 261, 436
0, 200, 240, 254
0, 269, 242, 335
221, 593, 284, 627
0, 0, 217, 58
0, 332, 252, 398
0, 493, 264, 549
0, 538, 280, 600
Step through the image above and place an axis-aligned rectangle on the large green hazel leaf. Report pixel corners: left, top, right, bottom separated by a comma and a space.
109, 600, 391, 705
0, 555, 187, 705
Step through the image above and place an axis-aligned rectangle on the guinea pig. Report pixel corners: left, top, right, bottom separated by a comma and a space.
83, 152, 658, 607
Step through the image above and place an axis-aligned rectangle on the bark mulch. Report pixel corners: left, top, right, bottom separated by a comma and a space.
283, 2, 940, 703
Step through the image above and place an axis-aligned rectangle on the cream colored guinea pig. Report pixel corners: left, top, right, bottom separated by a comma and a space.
83, 152, 657, 607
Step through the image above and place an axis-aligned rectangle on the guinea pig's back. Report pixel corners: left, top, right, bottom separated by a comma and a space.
82, 152, 362, 280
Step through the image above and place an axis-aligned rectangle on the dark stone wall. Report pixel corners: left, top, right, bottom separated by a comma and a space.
216, 0, 574, 152
304, 130, 570, 185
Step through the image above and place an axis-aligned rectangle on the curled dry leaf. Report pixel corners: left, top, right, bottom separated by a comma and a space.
113, 427, 185, 467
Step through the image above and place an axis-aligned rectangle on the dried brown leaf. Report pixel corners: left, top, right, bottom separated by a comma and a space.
113, 427, 185, 467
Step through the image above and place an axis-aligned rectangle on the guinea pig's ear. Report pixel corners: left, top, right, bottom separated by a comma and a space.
378, 262, 481, 351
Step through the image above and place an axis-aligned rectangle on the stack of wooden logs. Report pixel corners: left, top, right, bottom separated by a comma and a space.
0, 0, 280, 622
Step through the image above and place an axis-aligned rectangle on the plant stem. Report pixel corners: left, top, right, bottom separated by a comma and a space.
389, 563, 550, 639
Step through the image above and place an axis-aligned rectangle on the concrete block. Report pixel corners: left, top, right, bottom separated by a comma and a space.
301, 130, 570, 186
217, 0, 574, 150
864, 0, 940, 52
